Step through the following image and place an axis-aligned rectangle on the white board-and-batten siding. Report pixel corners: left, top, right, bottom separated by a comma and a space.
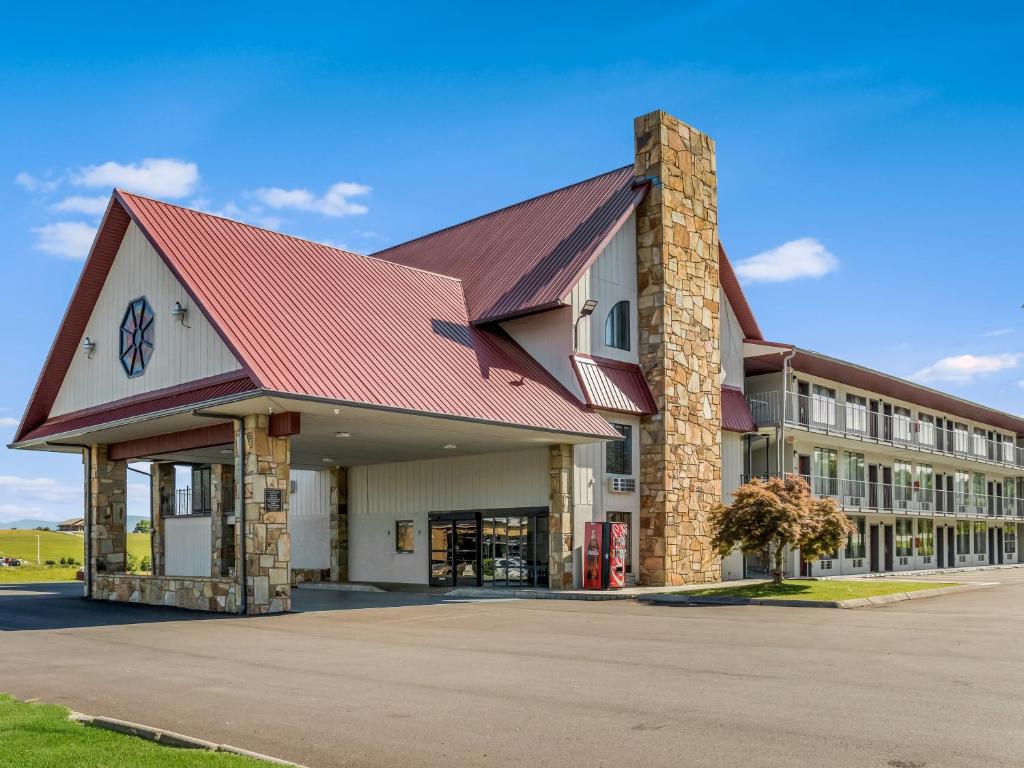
348, 448, 549, 584
50, 221, 241, 417
288, 469, 332, 570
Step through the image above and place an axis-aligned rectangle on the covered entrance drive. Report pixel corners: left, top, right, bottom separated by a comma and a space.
429, 508, 549, 588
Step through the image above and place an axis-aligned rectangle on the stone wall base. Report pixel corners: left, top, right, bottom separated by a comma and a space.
290, 568, 331, 585
93, 574, 238, 613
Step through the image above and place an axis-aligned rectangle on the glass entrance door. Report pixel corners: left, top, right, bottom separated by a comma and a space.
430, 520, 454, 587
454, 520, 479, 586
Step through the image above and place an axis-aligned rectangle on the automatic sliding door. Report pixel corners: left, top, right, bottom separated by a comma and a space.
454, 520, 479, 586
430, 521, 453, 587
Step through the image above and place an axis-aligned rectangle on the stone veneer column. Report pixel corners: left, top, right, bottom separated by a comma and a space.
210, 463, 235, 578
634, 110, 722, 586
548, 444, 574, 589
329, 466, 349, 582
150, 462, 174, 576
241, 415, 291, 613
89, 444, 127, 577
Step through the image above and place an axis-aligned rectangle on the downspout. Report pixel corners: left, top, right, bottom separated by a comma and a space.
47, 441, 92, 599
778, 349, 797, 479
192, 410, 247, 615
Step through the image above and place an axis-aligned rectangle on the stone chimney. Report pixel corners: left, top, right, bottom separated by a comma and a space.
634, 110, 722, 586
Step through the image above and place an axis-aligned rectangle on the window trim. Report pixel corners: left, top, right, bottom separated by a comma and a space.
395, 520, 415, 554
604, 300, 631, 351
606, 423, 633, 476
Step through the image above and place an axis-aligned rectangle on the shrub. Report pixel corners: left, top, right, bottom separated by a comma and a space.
126, 552, 140, 573
140, 555, 152, 573
44, 560, 56, 566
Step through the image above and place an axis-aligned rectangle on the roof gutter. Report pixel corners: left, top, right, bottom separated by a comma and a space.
192, 410, 247, 615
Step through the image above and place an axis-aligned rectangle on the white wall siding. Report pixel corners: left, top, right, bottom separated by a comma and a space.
164, 516, 212, 577
51, 221, 241, 416
501, 306, 578, 397
569, 213, 638, 363
721, 431, 744, 503
289, 469, 332, 570
349, 448, 549, 584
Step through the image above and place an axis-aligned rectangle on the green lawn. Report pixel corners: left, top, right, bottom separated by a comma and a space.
678, 579, 959, 601
0, 530, 151, 583
0, 529, 150, 564
0, 696, 263, 767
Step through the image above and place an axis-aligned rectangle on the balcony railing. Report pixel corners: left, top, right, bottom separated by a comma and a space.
741, 474, 1024, 519
746, 390, 1024, 469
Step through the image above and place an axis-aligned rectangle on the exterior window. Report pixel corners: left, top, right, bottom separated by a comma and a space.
894, 461, 913, 505
893, 406, 913, 442
895, 518, 913, 557
812, 447, 838, 496
955, 471, 970, 508
1005, 523, 1017, 555
972, 473, 986, 507
916, 464, 934, 505
918, 414, 935, 447
844, 394, 867, 433
956, 521, 971, 554
606, 423, 632, 475
119, 296, 155, 378
973, 428, 987, 457
844, 452, 865, 499
846, 516, 866, 559
954, 423, 969, 453
918, 518, 934, 556
811, 385, 837, 427
973, 521, 987, 554
604, 300, 630, 350
395, 520, 415, 553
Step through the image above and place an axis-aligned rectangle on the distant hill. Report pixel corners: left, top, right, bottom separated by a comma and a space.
1, 515, 150, 531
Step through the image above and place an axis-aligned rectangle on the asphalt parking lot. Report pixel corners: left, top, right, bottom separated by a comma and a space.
1, 570, 1022, 768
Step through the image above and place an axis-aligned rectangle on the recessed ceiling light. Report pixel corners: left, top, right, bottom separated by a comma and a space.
322, 457, 335, 463
336, 431, 350, 438
442, 443, 457, 450
219, 449, 233, 455
333, 408, 341, 415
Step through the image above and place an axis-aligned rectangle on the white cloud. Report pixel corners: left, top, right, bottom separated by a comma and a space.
251, 181, 370, 217
32, 221, 97, 260
0, 475, 81, 504
72, 158, 199, 198
15, 171, 62, 193
734, 237, 839, 283
0, 417, 18, 427
912, 353, 1021, 383
195, 199, 283, 231
984, 328, 1014, 337
0, 503, 52, 522
52, 194, 109, 216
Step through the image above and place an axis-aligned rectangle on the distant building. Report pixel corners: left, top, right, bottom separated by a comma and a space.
57, 518, 85, 533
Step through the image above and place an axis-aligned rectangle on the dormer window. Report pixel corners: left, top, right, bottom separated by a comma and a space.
605, 300, 630, 351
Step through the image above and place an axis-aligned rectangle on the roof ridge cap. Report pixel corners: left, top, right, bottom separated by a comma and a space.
115, 189, 464, 285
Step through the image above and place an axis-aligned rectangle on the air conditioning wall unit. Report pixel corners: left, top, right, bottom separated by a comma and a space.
608, 476, 636, 493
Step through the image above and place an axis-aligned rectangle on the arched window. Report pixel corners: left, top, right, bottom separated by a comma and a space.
604, 300, 630, 350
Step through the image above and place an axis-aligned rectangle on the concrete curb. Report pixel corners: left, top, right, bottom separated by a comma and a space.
69, 712, 309, 766
638, 582, 991, 609
294, 582, 383, 593
446, 587, 638, 600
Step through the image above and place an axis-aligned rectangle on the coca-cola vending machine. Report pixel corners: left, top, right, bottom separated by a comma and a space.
584, 521, 627, 590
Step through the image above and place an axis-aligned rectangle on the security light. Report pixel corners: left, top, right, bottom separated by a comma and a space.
171, 301, 190, 327
573, 298, 599, 352
82, 337, 96, 359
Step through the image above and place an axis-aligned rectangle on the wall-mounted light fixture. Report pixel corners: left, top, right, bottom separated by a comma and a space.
171, 301, 191, 328
573, 298, 598, 352
82, 337, 96, 359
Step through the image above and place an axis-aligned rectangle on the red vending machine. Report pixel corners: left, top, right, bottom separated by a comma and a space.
584, 521, 627, 590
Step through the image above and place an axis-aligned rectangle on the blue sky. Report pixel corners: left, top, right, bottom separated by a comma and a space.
2, 2, 1022, 523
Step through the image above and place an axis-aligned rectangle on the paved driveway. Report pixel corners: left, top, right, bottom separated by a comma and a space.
1, 571, 1023, 768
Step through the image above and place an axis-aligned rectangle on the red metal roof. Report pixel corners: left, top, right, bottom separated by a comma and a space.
20, 372, 256, 443
15, 192, 618, 442
719, 244, 763, 341
721, 385, 757, 433
745, 347, 1024, 436
571, 355, 657, 416
373, 167, 648, 324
